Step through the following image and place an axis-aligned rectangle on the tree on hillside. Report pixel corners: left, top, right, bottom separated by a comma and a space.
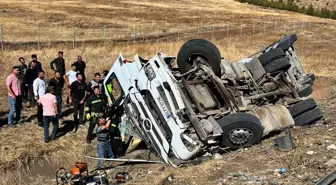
306, 4, 314, 15
320, 7, 331, 18
332, 10, 336, 19
298, 6, 306, 14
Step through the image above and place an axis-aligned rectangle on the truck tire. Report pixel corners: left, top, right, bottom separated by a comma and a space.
263, 57, 291, 73
284, 34, 297, 46
177, 39, 221, 76
301, 77, 313, 86
306, 73, 315, 82
288, 98, 317, 118
276, 39, 292, 51
218, 113, 263, 149
258, 48, 285, 66
294, 108, 323, 126
298, 84, 313, 97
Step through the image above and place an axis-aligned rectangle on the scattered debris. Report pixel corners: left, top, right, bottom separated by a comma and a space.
307, 151, 314, 155
267, 179, 278, 185
114, 172, 132, 183
159, 173, 174, 185
325, 159, 336, 167
279, 168, 287, 174
326, 144, 336, 150
214, 153, 223, 160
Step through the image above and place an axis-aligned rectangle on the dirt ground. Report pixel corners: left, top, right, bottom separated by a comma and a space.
87, 87, 336, 185
0, 77, 334, 185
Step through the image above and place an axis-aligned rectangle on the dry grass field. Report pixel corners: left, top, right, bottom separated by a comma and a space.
0, 0, 335, 185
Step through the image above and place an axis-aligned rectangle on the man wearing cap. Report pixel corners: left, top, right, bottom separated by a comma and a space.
50, 51, 66, 87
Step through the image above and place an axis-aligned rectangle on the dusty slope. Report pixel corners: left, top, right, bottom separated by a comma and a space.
0, 0, 330, 43
1, 78, 335, 185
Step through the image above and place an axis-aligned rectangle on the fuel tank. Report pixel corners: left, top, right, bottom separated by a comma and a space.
249, 105, 294, 136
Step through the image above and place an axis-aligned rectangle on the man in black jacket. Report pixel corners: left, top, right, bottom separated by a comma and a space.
73, 55, 86, 80
18, 57, 28, 101
69, 73, 87, 129
25, 61, 38, 107
87, 73, 103, 96
85, 86, 106, 143
50, 51, 66, 87
48, 71, 63, 118
29, 54, 42, 72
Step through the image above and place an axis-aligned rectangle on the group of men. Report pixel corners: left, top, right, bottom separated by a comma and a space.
6, 51, 120, 168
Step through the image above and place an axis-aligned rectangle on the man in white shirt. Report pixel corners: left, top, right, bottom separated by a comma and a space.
64, 64, 78, 105
33, 70, 46, 125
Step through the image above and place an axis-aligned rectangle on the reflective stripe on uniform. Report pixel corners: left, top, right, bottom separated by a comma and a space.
84, 107, 89, 111
91, 99, 102, 104
91, 112, 104, 118
111, 124, 117, 127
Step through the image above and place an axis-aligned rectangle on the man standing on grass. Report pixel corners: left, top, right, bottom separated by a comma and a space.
73, 55, 86, 80
25, 61, 38, 108
64, 64, 78, 105
49, 72, 63, 119
69, 73, 87, 129
33, 71, 46, 126
50, 51, 66, 87
18, 57, 28, 102
6, 66, 22, 127
85, 86, 106, 144
87, 73, 104, 96
30, 54, 42, 72
96, 117, 114, 169
38, 86, 59, 143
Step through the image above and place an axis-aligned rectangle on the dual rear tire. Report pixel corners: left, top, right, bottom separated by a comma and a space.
288, 98, 323, 126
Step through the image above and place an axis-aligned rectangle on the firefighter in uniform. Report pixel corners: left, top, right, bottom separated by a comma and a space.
85, 86, 106, 144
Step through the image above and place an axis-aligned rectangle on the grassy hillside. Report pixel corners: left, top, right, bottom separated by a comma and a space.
289, 0, 336, 10
0, 0, 328, 43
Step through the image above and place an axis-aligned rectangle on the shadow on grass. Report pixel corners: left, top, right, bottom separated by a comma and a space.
56, 120, 76, 138
0, 108, 74, 129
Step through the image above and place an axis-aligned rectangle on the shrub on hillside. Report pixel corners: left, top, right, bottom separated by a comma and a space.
237, 0, 336, 20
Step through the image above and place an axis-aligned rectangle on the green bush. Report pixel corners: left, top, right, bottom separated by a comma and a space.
237, 0, 336, 20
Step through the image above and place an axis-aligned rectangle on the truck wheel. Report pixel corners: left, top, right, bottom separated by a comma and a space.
294, 108, 323, 126
284, 34, 297, 46
306, 73, 315, 82
218, 113, 263, 149
301, 77, 313, 86
276, 39, 292, 51
263, 57, 291, 73
288, 98, 317, 118
298, 84, 313, 97
258, 48, 285, 66
177, 39, 221, 76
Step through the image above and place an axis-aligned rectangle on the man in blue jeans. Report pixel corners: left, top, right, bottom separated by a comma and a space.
6, 66, 22, 127
38, 87, 59, 143
96, 117, 114, 169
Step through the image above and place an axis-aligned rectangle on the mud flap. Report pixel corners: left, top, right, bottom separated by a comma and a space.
126, 137, 143, 154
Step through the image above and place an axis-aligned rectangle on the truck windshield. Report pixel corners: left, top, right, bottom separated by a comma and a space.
105, 73, 123, 105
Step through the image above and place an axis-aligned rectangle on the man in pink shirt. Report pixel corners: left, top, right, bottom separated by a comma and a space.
38, 86, 59, 142
6, 66, 22, 127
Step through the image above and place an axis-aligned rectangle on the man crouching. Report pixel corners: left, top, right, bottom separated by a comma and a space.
96, 117, 114, 169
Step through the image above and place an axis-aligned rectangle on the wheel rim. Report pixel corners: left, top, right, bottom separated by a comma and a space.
187, 53, 209, 65
226, 128, 254, 145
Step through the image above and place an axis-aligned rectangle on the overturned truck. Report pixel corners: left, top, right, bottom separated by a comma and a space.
103, 35, 323, 167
